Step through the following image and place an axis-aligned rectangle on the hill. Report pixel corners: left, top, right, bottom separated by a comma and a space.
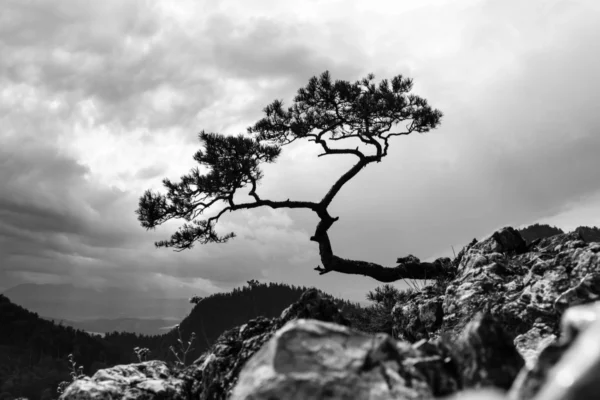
0, 280, 359, 400
101, 281, 362, 366
0, 293, 130, 400
2, 284, 196, 322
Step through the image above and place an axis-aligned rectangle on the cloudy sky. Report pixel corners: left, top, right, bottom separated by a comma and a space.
1, 0, 599, 303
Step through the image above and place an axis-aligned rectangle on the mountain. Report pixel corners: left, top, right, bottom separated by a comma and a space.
0, 280, 358, 400
55, 226, 600, 400
0, 293, 133, 400
42, 316, 180, 336
101, 281, 336, 364
2, 283, 200, 322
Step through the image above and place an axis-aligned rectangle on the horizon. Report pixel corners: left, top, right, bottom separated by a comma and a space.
1, 0, 600, 307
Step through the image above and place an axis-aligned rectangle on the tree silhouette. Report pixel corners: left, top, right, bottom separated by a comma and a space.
137, 71, 451, 282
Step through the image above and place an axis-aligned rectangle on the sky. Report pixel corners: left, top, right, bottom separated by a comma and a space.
1, 0, 599, 304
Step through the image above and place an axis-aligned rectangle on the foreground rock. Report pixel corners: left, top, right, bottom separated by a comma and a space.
232, 300, 600, 400
59, 361, 185, 400
232, 319, 434, 400
232, 311, 525, 399
509, 300, 600, 400
393, 227, 600, 347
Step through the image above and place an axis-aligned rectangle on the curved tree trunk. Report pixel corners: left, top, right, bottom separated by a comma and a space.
309, 210, 452, 283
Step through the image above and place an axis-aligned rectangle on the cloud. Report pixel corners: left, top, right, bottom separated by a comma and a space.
1, 0, 599, 303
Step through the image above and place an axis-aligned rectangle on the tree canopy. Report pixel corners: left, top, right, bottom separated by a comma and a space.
137, 71, 453, 282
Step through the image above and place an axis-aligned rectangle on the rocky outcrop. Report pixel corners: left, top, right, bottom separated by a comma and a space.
59, 361, 185, 400
232, 319, 435, 400
231, 311, 527, 399
60, 226, 600, 400
393, 227, 600, 346
232, 301, 600, 400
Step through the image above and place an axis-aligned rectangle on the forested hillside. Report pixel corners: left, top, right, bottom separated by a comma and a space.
0, 281, 352, 400
517, 223, 564, 244
0, 294, 124, 400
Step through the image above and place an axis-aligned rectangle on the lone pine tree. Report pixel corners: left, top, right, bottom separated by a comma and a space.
137, 71, 452, 283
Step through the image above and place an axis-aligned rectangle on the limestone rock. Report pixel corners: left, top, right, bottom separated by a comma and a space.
231, 319, 435, 400
512, 325, 557, 369
394, 226, 600, 349
177, 288, 350, 400
392, 286, 444, 342
453, 312, 524, 390
509, 301, 600, 400
231, 311, 528, 399
59, 361, 185, 400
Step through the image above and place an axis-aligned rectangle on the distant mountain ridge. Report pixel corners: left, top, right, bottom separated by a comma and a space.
0, 293, 125, 400
2, 283, 201, 322
0, 280, 352, 400
41, 315, 179, 336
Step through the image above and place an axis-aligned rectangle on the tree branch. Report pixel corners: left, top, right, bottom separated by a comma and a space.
308, 212, 452, 282
319, 158, 373, 209
314, 256, 451, 282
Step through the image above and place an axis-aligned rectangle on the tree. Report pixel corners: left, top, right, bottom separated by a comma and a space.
137, 71, 452, 283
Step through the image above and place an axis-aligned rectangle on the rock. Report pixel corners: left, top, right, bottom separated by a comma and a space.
453, 312, 524, 390
537, 301, 600, 400
554, 272, 600, 312
394, 226, 600, 346
509, 301, 600, 400
59, 289, 347, 400
231, 319, 434, 400
392, 286, 444, 342
59, 361, 185, 400
418, 298, 443, 331
177, 288, 350, 400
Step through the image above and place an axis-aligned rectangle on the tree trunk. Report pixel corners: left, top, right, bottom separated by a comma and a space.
310, 213, 453, 283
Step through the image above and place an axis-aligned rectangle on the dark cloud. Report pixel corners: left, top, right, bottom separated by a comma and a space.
0, 1, 363, 137
0, 144, 132, 256
1, 0, 599, 303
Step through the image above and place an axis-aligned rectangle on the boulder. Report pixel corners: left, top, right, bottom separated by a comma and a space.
509, 301, 600, 400
231, 319, 434, 400
59, 361, 185, 400
175, 288, 350, 400
232, 310, 527, 399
